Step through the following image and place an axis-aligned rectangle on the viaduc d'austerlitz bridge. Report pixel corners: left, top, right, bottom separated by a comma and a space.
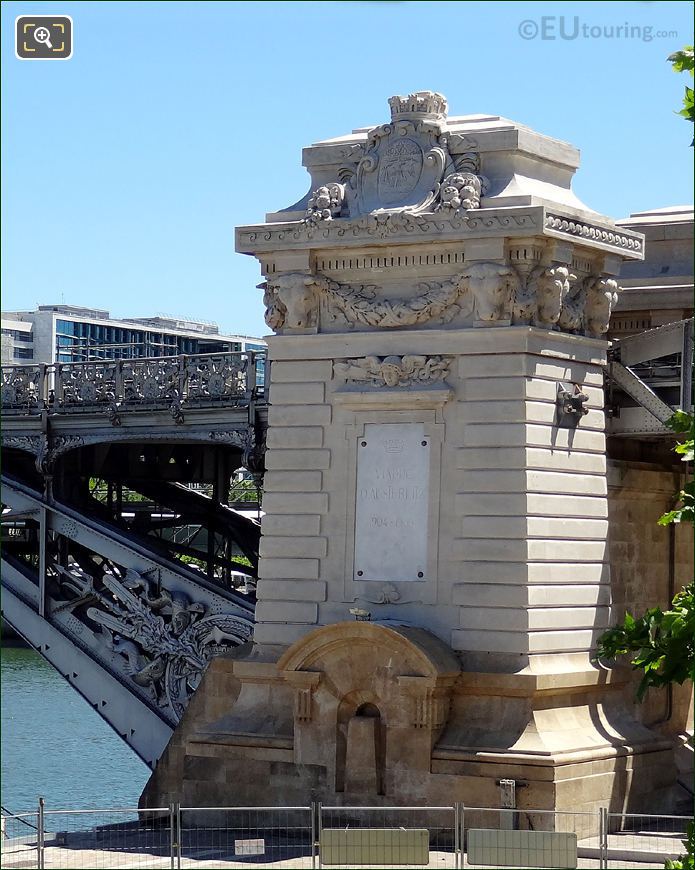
1, 350, 267, 767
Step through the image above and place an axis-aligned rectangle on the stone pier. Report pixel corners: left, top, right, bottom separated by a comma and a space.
142, 92, 681, 818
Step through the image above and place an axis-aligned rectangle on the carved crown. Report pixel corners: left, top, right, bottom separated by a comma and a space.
388, 91, 448, 121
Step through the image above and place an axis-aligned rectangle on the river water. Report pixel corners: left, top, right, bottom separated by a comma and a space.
1, 646, 149, 813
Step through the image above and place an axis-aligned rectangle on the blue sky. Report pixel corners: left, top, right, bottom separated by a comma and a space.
2, 0, 693, 337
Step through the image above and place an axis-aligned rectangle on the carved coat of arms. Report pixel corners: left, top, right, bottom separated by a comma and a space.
354, 92, 449, 215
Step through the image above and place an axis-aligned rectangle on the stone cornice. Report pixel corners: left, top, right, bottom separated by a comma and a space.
237, 207, 542, 252
236, 206, 644, 259
544, 214, 643, 254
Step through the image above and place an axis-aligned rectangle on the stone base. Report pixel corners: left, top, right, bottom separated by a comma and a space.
141, 622, 679, 832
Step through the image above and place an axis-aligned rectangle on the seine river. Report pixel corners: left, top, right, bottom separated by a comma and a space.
1, 645, 149, 813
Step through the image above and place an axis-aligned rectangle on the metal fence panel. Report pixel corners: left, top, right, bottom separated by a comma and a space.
604, 812, 690, 869
461, 806, 597, 870
178, 806, 313, 869
39, 807, 171, 869
1, 812, 41, 870
2, 803, 689, 869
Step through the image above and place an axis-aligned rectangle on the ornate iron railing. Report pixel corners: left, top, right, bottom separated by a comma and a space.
0, 351, 267, 416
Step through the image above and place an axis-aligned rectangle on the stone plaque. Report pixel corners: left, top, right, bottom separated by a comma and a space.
354, 423, 429, 582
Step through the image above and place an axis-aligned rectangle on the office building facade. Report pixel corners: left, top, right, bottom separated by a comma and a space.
1, 305, 265, 366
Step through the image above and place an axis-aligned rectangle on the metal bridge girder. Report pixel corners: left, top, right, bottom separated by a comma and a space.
607, 317, 693, 435
1, 474, 256, 768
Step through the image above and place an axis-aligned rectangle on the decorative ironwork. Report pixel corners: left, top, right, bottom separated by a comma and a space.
122, 357, 181, 404
185, 353, 247, 402
0, 351, 265, 416
1, 365, 44, 412
55, 563, 253, 723
58, 361, 118, 408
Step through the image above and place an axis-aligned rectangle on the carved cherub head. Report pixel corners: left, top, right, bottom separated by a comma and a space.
312, 187, 333, 217
458, 175, 482, 209
437, 171, 484, 212
441, 175, 465, 210
379, 355, 404, 387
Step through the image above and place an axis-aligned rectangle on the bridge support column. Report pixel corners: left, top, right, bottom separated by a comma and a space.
140, 90, 681, 819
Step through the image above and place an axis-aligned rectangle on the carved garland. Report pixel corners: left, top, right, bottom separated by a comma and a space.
324, 279, 462, 328
262, 260, 620, 337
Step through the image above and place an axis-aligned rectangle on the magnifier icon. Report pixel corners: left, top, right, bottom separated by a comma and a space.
34, 26, 53, 49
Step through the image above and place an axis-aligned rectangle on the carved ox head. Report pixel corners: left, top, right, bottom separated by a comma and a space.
536, 266, 573, 327
271, 274, 319, 331
584, 277, 619, 337
461, 262, 514, 322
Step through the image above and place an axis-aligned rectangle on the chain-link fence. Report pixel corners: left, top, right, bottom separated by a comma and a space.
1, 801, 691, 869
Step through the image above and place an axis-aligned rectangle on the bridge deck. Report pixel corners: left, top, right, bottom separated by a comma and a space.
1, 350, 268, 417
1, 351, 268, 471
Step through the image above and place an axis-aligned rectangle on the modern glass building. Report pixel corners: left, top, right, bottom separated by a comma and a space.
1, 305, 265, 366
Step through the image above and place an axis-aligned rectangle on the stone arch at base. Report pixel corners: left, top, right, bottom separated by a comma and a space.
277, 621, 461, 798
277, 620, 461, 678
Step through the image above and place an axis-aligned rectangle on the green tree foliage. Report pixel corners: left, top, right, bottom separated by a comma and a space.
593, 583, 694, 701
229, 476, 260, 504
89, 478, 148, 503
668, 46, 694, 143
658, 411, 695, 526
